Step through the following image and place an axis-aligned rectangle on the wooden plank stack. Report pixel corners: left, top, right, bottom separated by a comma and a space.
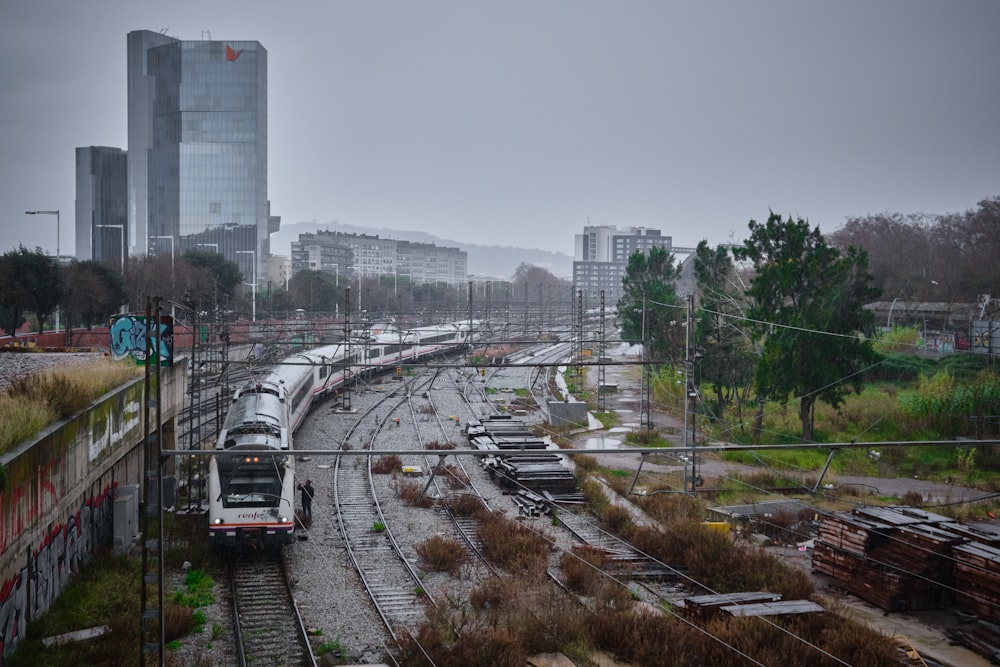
952, 541, 1000, 623
681, 592, 782, 623
813, 506, 1000, 620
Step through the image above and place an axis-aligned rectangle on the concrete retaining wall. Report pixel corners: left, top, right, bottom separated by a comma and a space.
0, 363, 186, 664
548, 400, 589, 428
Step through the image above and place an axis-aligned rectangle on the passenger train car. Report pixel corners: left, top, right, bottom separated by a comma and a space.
208, 320, 476, 548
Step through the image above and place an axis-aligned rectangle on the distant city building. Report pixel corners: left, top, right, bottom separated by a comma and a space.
75, 146, 128, 265
267, 255, 292, 290
290, 230, 467, 285
127, 29, 275, 286
396, 240, 467, 285
290, 232, 355, 285
572, 225, 673, 302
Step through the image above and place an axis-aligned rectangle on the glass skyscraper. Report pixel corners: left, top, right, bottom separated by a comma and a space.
127, 30, 272, 285
75, 146, 128, 265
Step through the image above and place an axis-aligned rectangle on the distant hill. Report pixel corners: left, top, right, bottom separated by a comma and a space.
271, 221, 573, 280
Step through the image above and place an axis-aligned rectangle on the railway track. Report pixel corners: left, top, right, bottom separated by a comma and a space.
333, 376, 436, 640
408, 372, 495, 570
554, 508, 677, 579
228, 551, 315, 667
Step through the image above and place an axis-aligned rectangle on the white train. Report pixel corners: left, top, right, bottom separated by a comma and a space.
208, 320, 477, 548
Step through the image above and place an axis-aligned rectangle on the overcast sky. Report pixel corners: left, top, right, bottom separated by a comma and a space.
2, 1, 998, 261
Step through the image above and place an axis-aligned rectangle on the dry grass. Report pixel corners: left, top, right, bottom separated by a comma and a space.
441, 464, 469, 489
599, 504, 636, 538
0, 360, 143, 454
441, 493, 486, 517
415, 535, 469, 575
570, 453, 599, 472
426, 440, 455, 450
371, 455, 403, 475
397, 479, 434, 507
396, 522, 899, 667
559, 546, 605, 595
475, 512, 552, 573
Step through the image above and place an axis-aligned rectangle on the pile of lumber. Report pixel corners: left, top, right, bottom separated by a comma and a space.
681, 591, 823, 622
813, 506, 1000, 620
953, 541, 1000, 623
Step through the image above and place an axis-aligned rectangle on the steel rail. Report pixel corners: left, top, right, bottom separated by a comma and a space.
165, 439, 1000, 458
228, 552, 316, 667
332, 375, 436, 641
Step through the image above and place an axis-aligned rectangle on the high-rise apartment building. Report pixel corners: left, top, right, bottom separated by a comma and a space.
291, 231, 468, 286
127, 30, 275, 285
75, 146, 128, 265
572, 225, 673, 302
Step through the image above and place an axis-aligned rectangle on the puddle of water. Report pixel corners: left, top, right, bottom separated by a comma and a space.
609, 427, 630, 433
582, 437, 623, 449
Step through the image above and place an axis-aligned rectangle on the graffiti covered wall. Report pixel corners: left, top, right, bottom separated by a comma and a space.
109, 313, 175, 365
0, 363, 185, 664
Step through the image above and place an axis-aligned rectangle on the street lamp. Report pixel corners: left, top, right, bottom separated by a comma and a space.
325, 262, 339, 287
96, 224, 125, 273
235, 250, 256, 322
25, 210, 60, 331
25, 209, 59, 260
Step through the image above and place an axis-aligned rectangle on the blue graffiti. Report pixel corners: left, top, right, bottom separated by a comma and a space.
109, 315, 174, 365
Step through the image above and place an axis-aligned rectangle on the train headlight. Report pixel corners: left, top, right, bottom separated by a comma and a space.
213, 518, 224, 525
279, 516, 290, 523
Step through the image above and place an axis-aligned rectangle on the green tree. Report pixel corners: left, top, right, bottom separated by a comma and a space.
617, 246, 683, 362
0, 246, 64, 334
0, 250, 28, 335
288, 270, 339, 312
733, 213, 880, 442
183, 250, 242, 299
62, 260, 126, 329
264, 285, 294, 313
692, 241, 756, 424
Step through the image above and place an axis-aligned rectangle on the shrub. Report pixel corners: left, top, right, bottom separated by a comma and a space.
560, 547, 604, 595
415, 535, 469, 575
442, 493, 485, 517
600, 504, 636, 539
398, 479, 434, 508
426, 440, 456, 450
571, 454, 599, 472
476, 512, 551, 573
442, 464, 469, 489
372, 455, 403, 474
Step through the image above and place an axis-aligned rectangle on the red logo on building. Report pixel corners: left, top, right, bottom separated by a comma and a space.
226, 45, 243, 61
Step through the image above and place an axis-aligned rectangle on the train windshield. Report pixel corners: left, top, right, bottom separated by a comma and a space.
222, 477, 282, 508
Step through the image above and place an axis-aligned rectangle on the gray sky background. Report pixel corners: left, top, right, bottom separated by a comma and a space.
2, 1, 998, 261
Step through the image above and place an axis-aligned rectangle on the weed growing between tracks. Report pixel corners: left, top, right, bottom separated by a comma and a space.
397, 479, 434, 507
441, 492, 485, 517
475, 512, 552, 573
415, 535, 468, 575
388, 461, 903, 663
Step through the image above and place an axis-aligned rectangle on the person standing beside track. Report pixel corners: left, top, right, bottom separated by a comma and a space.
297, 479, 315, 518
